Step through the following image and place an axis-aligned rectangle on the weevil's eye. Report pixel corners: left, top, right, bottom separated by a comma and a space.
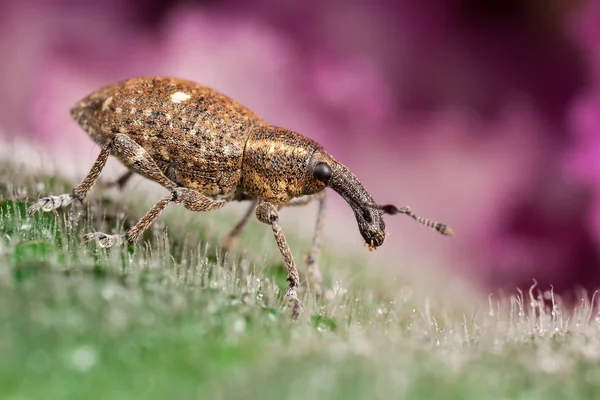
313, 162, 332, 183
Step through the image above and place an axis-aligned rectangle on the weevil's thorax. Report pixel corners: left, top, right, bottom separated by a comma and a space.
240, 126, 325, 205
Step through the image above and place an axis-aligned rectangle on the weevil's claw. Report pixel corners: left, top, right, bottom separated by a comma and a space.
83, 232, 125, 248
284, 287, 303, 320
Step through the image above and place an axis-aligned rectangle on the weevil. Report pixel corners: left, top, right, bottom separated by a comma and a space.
27, 77, 453, 318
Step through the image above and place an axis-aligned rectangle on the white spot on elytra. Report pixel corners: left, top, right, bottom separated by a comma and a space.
171, 91, 191, 103
222, 145, 233, 156
101, 96, 113, 111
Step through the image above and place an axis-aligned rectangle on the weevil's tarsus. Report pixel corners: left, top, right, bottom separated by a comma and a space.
255, 201, 303, 319
368, 203, 454, 237
83, 232, 125, 248
27, 139, 113, 216
27, 193, 74, 216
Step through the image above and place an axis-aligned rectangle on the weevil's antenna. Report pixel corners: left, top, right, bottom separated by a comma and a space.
368, 204, 454, 236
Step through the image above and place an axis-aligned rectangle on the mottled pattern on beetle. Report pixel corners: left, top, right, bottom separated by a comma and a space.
70, 77, 263, 196
241, 126, 327, 205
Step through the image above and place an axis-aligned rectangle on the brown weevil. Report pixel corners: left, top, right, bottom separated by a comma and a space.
27, 77, 453, 318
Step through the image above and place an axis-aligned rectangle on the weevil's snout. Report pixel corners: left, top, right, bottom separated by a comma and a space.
357, 207, 387, 250
312, 156, 387, 250
309, 152, 454, 247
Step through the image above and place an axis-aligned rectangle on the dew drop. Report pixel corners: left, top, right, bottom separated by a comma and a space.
69, 346, 97, 372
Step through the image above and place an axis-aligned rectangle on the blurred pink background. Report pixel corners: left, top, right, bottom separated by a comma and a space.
2, 0, 600, 299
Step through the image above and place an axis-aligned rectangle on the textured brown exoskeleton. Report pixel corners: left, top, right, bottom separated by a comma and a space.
27, 77, 453, 318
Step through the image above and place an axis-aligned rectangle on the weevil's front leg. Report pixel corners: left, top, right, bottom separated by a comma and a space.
220, 193, 321, 262
84, 187, 228, 247
220, 199, 258, 260
256, 201, 303, 319
27, 140, 113, 216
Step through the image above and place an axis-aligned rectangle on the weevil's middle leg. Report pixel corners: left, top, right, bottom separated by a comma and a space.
256, 201, 303, 319
100, 170, 135, 190
27, 140, 113, 216
220, 199, 258, 260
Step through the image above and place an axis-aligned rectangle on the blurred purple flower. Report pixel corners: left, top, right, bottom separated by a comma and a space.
565, 0, 600, 247
0, 0, 597, 297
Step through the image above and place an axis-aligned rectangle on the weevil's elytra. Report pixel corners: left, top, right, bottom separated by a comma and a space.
29, 76, 453, 319
71, 77, 263, 197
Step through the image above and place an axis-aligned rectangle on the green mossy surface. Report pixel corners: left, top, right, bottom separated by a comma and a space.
1, 162, 600, 399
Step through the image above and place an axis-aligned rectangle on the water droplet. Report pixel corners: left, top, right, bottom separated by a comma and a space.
102, 285, 116, 300
232, 317, 246, 334
69, 346, 97, 372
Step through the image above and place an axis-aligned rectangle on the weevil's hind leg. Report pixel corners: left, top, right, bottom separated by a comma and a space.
83, 192, 172, 248
84, 187, 228, 247
220, 199, 258, 261
27, 140, 113, 216
77, 133, 226, 247
256, 201, 303, 319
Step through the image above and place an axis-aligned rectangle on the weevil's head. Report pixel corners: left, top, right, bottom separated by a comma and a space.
306, 151, 454, 250
306, 151, 387, 249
